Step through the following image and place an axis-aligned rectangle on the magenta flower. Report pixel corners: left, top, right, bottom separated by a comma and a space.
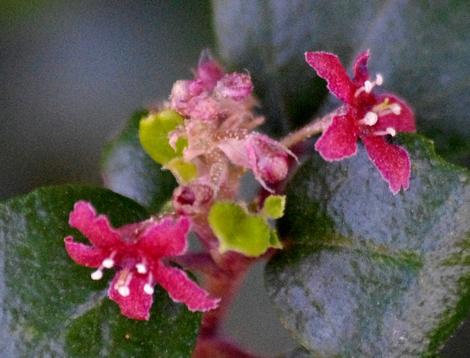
64, 201, 219, 320
305, 50, 416, 194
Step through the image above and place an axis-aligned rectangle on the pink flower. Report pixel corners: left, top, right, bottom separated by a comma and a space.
64, 201, 219, 320
218, 133, 296, 192
305, 50, 416, 194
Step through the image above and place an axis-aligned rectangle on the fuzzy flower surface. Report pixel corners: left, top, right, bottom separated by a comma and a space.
165, 52, 294, 215
305, 50, 416, 194
64, 201, 219, 320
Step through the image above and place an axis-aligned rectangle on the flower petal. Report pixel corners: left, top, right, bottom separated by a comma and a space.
362, 136, 411, 195
305, 51, 356, 104
353, 50, 370, 85
138, 216, 190, 257
68, 201, 122, 249
108, 270, 153, 320
196, 49, 224, 91
315, 113, 359, 161
64, 236, 107, 267
374, 94, 416, 133
154, 263, 220, 312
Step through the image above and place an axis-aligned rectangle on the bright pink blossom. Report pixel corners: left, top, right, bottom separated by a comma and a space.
305, 50, 416, 194
64, 201, 219, 320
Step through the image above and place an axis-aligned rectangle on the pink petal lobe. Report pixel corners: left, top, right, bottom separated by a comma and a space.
138, 216, 190, 257
362, 136, 411, 195
315, 113, 359, 161
196, 50, 224, 91
154, 263, 220, 312
305, 51, 356, 104
214, 73, 253, 101
64, 236, 107, 267
353, 50, 370, 85
374, 94, 416, 133
108, 271, 153, 320
218, 138, 250, 168
68, 201, 122, 249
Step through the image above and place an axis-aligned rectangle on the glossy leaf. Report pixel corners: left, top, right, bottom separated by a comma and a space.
213, 1, 470, 166
0, 185, 200, 357
101, 110, 176, 212
265, 135, 470, 356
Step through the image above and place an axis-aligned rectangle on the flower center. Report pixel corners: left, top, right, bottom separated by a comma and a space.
357, 98, 402, 137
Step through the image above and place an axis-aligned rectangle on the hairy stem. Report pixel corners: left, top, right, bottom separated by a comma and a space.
281, 114, 331, 148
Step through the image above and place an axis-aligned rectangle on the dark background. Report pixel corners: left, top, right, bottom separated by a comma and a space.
0, 1, 467, 356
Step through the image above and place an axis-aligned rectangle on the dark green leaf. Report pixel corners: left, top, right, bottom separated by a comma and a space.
0, 185, 200, 357
213, 1, 470, 166
265, 134, 470, 356
101, 110, 177, 213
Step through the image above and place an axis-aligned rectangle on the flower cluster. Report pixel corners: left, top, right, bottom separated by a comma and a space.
305, 51, 416, 194
164, 51, 295, 215
63, 49, 417, 323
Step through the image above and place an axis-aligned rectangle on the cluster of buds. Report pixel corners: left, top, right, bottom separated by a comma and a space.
143, 51, 295, 218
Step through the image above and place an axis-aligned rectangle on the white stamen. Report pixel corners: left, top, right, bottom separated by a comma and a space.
136, 263, 147, 274
375, 73, 383, 86
91, 269, 103, 280
364, 80, 373, 93
390, 103, 401, 115
386, 127, 397, 137
144, 284, 154, 295
118, 286, 130, 297
360, 112, 378, 126
102, 258, 114, 269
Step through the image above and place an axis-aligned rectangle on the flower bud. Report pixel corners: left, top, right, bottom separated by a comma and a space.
173, 182, 214, 215
214, 73, 253, 101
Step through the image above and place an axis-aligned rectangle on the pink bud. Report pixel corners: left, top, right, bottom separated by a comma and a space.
214, 73, 253, 101
173, 182, 214, 215
257, 154, 289, 184
196, 50, 224, 91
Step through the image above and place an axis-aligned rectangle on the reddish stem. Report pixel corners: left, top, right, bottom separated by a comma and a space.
193, 337, 263, 358
199, 250, 253, 338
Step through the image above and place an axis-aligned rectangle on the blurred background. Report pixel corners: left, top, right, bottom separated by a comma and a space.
0, 1, 467, 357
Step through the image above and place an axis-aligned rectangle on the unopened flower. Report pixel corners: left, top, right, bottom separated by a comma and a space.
218, 133, 296, 192
305, 50, 416, 194
64, 201, 219, 320
169, 51, 255, 122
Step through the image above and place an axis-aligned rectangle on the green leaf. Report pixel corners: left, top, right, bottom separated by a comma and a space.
139, 110, 186, 166
265, 134, 470, 356
101, 110, 177, 212
263, 195, 286, 219
0, 185, 201, 357
208, 201, 272, 257
165, 157, 198, 184
213, 1, 470, 166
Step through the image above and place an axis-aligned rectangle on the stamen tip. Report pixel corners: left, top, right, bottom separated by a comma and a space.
386, 127, 397, 137
136, 263, 147, 274
102, 258, 114, 269
118, 286, 130, 297
144, 284, 154, 295
376, 73, 383, 85
91, 270, 103, 280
